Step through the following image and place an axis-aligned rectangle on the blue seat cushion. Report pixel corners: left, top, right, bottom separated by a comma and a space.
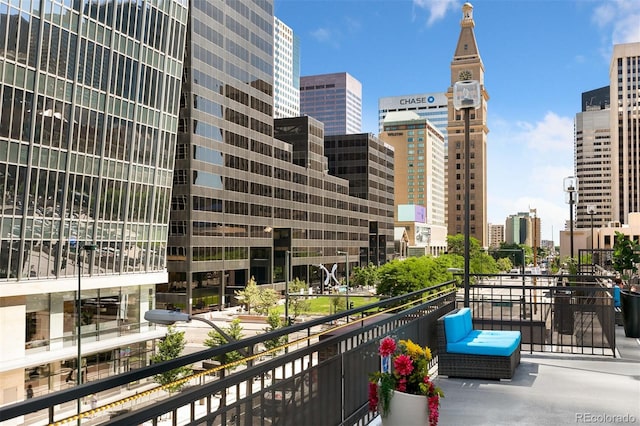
447, 330, 521, 356
444, 308, 473, 343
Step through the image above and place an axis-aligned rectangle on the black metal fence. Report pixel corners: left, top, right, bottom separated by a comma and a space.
0, 283, 457, 426
465, 274, 616, 356
0, 275, 618, 426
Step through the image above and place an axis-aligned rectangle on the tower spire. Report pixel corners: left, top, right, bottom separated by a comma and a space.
453, 2, 480, 61
461, 2, 474, 28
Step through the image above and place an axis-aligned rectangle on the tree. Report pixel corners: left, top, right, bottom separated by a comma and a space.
151, 325, 192, 393
376, 256, 459, 297
287, 278, 311, 320
352, 264, 380, 288
262, 310, 287, 355
256, 287, 279, 316
331, 295, 345, 314
470, 251, 499, 275
235, 276, 261, 314
203, 319, 245, 370
447, 234, 483, 257
496, 257, 513, 272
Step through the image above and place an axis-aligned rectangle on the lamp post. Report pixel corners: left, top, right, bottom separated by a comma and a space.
530, 208, 538, 314
76, 242, 96, 423
453, 79, 481, 308
587, 204, 596, 256
563, 177, 578, 260
285, 250, 291, 325
337, 251, 349, 314
144, 309, 248, 356
490, 248, 526, 316
144, 309, 251, 418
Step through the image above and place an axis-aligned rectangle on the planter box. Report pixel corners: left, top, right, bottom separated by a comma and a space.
620, 290, 640, 338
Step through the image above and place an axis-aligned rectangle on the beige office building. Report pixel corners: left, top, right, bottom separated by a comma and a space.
380, 111, 447, 255
446, 2, 489, 247
610, 42, 640, 225
575, 86, 612, 229
488, 223, 504, 249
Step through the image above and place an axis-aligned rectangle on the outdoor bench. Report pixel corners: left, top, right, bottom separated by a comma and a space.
437, 307, 521, 379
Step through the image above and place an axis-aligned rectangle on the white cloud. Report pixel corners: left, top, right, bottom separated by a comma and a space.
344, 16, 361, 33
310, 27, 332, 43
613, 13, 640, 43
413, 0, 459, 26
520, 112, 574, 153
488, 113, 575, 242
593, 0, 640, 44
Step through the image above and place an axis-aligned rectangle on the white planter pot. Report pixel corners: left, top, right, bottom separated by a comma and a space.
381, 391, 429, 426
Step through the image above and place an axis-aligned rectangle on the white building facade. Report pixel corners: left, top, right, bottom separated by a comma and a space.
273, 17, 300, 119
378, 92, 449, 147
380, 111, 447, 256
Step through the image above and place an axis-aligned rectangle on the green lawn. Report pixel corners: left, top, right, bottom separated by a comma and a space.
275, 295, 380, 316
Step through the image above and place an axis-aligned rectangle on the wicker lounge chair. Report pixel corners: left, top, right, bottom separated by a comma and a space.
437, 308, 521, 380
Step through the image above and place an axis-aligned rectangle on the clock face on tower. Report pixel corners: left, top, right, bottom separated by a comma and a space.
458, 70, 472, 81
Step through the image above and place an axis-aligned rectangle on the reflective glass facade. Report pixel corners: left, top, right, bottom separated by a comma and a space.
300, 72, 362, 136
0, 0, 188, 401
0, 0, 187, 280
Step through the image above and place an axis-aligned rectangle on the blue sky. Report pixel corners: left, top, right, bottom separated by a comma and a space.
274, 0, 640, 244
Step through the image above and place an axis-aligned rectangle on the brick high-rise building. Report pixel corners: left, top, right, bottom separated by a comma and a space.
446, 2, 489, 246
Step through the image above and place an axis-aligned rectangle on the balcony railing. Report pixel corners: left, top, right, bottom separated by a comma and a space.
0, 275, 618, 425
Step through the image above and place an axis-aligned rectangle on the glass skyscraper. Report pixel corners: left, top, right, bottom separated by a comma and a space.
0, 0, 188, 402
300, 72, 362, 136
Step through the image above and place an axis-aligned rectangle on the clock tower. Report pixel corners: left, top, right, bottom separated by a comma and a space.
446, 2, 489, 247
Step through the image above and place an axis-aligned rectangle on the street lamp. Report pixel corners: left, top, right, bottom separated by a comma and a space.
144, 309, 248, 356
453, 79, 481, 308
530, 208, 538, 314
563, 177, 578, 260
76, 242, 96, 423
144, 309, 251, 416
337, 251, 349, 313
285, 250, 291, 325
587, 204, 596, 256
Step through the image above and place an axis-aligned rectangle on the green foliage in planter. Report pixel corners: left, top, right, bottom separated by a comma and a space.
612, 231, 640, 285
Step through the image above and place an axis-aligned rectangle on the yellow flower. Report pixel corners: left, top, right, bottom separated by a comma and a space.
400, 339, 424, 360
423, 345, 432, 361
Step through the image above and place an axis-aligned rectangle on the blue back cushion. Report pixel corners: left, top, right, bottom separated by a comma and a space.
444, 308, 472, 343
613, 286, 621, 308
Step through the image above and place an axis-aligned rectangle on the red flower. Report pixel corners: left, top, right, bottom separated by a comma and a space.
396, 378, 407, 392
369, 337, 443, 424
368, 382, 379, 411
379, 337, 396, 357
393, 354, 414, 376
428, 395, 440, 426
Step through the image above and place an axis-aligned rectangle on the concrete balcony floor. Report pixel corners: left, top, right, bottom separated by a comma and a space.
370, 326, 639, 426
437, 326, 640, 425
